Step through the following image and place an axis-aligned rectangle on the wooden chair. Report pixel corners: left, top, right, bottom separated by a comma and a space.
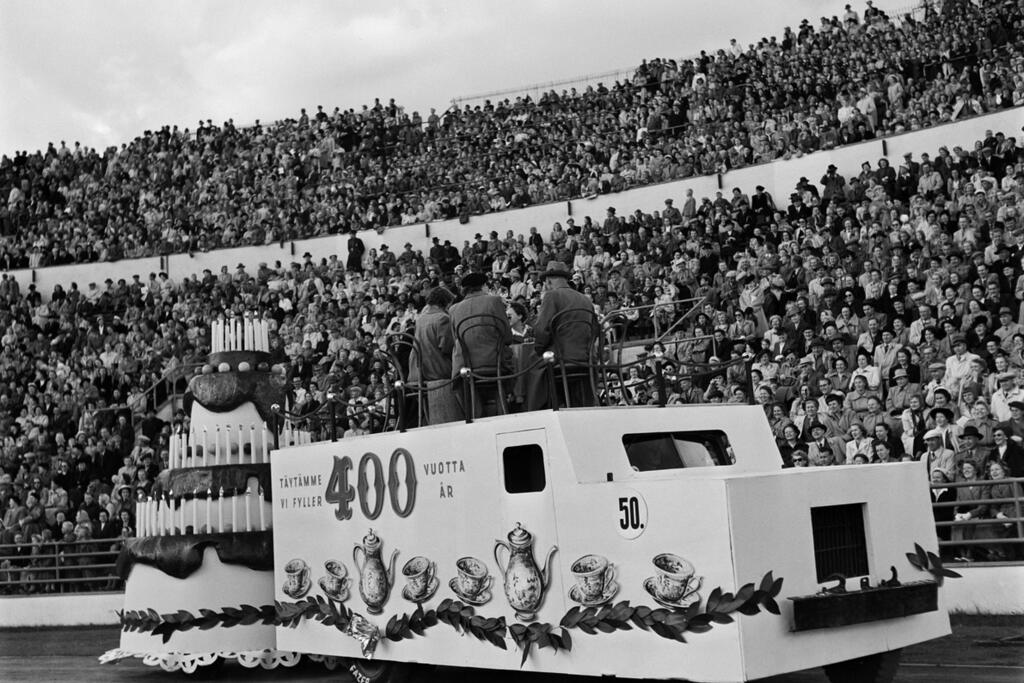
548, 308, 601, 408
454, 313, 512, 419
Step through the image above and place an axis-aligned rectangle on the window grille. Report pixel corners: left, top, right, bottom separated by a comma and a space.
810, 503, 869, 583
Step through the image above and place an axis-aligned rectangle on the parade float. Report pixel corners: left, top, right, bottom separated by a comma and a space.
102, 318, 956, 682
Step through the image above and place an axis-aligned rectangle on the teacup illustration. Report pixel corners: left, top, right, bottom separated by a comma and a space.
402, 556, 436, 601
571, 554, 616, 602
284, 558, 310, 595
455, 556, 492, 600
322, 559, 348, 596
652, 553, 694, 602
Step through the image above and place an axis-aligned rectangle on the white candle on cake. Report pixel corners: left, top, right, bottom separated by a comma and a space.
178, 493, 185, 535
245, 487, 252, 532
249, 425, 256, 463
201, 428, 208, 467
215, 426, 221, 464
218, 487, 225, 533
191, 488, 198, 534
205, 488, 212, 533
231, 488, 238, 533
258, 485, 266, 530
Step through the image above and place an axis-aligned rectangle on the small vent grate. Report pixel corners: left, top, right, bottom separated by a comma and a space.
810, 504, 868, 583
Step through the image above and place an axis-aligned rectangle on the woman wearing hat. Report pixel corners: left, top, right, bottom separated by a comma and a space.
928, 406, 960, 452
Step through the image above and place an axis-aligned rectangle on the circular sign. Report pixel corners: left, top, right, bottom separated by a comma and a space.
614, 488, 648, 540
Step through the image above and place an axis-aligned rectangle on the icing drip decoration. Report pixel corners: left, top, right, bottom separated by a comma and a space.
116, 531, 273, 580
186, 372, 286, 426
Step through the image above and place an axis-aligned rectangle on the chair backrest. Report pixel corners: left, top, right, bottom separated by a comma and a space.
549, 307, 600, 367
454, 313, 511, 376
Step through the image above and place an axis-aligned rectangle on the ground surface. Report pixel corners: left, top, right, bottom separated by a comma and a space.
0, 617, 1020, 682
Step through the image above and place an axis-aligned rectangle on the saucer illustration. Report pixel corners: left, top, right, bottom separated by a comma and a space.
569, 581, 620, 607
448, 578, 492, 606
643, 576, 701, 610
402, 575, 439, 603
282, 576, 311, 599
318, 576, 351, 602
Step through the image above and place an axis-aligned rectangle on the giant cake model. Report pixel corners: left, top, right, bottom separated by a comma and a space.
101, 314, 310, 673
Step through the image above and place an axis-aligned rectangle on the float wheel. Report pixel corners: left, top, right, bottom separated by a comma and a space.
823, 648, 901, 683
343, 658, 418, 683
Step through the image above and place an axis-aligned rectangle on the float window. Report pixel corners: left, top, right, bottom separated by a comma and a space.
810, 503, 869, 582
622, 430, 733, 471
503, 444, 546, 493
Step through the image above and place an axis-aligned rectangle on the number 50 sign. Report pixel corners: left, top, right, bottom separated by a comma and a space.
615, 488, 648, 540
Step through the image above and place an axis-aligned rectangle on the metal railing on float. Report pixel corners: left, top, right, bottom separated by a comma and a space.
0, 538, 124, 595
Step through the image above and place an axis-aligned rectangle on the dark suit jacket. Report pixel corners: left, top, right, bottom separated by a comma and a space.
449, 291, 513, 377
533, 284, 597, 365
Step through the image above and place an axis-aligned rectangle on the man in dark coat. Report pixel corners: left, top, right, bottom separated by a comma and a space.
530, 261, 598, 409
448, 272, 513, 377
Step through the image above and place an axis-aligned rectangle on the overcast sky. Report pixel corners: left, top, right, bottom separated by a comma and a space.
0, 0, 911, 154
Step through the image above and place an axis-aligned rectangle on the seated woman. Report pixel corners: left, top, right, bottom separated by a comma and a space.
850, 352, 882, 391
956, 399, 996, 448
776, 423, 803, 468
951, 460, 987, 563
844, 375, 878, 418
871, 423, 905, 460
978, 460, 1018, 561
844, 422, 874, 464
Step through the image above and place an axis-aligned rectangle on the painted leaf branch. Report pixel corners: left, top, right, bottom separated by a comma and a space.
119, 603, 278, 644
905, 542, 962, 585
385, 599, 507, 651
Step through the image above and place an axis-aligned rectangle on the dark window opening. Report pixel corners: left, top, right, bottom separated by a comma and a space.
622, 430, 734, 471
503, 444, 546, 493
811, 503, 869, 583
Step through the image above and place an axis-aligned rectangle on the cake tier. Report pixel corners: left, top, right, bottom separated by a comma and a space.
120, 546, 276, 655
138, 476, 272, 536
171, 402, 311, 469
206, 350, 273, 369
157, 463, 272, 502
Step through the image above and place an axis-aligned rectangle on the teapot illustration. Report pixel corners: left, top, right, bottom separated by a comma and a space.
353, 529, 398, 615
494, 522, 558, 621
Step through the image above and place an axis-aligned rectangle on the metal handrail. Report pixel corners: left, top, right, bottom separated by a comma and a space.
931, 477, 1024, 559
0, 538, 125, 594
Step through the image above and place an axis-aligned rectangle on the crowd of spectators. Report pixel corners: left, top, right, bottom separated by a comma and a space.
2, 119, 1023, 580
1, 1, 1022, 271
4, 1, 1024, 591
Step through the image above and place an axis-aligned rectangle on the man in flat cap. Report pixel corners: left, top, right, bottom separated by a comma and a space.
991, 371, 1024, 422
922, 428, 956, 480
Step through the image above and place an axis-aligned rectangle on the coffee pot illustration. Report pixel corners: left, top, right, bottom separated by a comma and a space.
494, 522, 557, 621
353, 529, 398, 615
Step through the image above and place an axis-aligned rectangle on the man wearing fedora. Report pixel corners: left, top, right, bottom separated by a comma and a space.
448, 272, 513, 416
956, 425, 990, 472
530, 261, 598, 409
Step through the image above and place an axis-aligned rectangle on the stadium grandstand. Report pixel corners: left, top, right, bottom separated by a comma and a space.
1, 0, 1023, 595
